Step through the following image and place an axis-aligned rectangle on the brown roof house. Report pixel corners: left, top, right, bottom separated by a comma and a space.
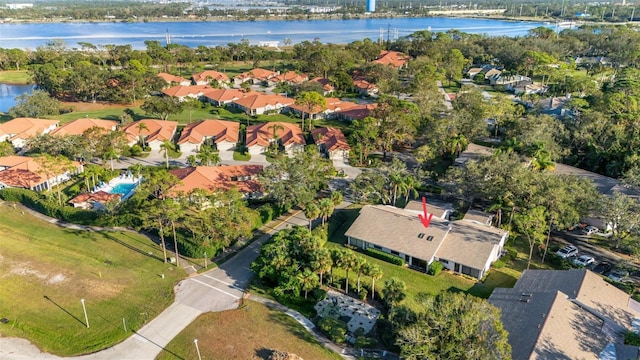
245, 122, 305, 156
311, 127, 350, 162
289, 97, 358, 121
372, 50, 411, 69
489, 269, 640, 360
345, 203, 508, 279
309, 77, 335, 96
168, 165, 263, 199
233, 68, 279, 86
230, 93, 294, 116
0, 155, 83, 192
68, 191, 121, 210
192, 70, 230, 86
352, 79, 379, 97
177, 119, 239, 155
51, 118, 118, 136
157, 72, 192, 87
161, 85, 212, 102
121, 119, 178, 152
202, 88, 251, 107
335, 103, 378, 121
0, 117, 59, 149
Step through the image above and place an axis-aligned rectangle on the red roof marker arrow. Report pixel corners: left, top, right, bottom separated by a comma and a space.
418, 196, 433, 228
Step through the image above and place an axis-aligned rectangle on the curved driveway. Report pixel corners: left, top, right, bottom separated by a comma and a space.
0, 211, 310, 360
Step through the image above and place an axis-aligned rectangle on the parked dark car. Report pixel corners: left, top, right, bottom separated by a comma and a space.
593, 261, 612, 275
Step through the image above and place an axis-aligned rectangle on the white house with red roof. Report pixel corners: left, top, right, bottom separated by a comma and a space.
192, 70, 230, 86
231, 93, 294, 115
0, 155, 83, 192
289, 97, 359, 120
161, 85, 212, 101
372, 50, 411, 69
310, 127, 351, 162
51, 118, 118, 136
309, 77, 335, 95
121, 119, 178, 152
267, 71, 309, 86
168, 165, 263, 199
233, 68, 279, 86
0, 118, 59, 149
245, 122, 305, 156
177, 119, 239, 155
335, 103, 378, 121
157, 72, 191, 87
202, 88, 250, 107
353, 79, 379, 97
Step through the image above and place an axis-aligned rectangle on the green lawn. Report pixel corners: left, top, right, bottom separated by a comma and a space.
0, 70, 31, 84
0, 203, 185, 356
233, 150, 251, 161
156, 300, 341, 360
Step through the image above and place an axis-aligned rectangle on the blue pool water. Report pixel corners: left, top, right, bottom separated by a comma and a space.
109, 183, 137, 196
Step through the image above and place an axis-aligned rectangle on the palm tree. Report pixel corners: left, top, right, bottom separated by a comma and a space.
129, 163, 144, 178
304, 202, 321, 230
267, 123, 284, 155
365, 263, 383, 300
318, 198, 334, 226
338, 250, 356, 294
136, 121, 149, 148
382, 277, 406, 311
160, 140, 175, 169
103, 147, 119, 171
330, 191, 343, 207
196, 146, 220, 166
447, 133, 469, 158
311, 248, 332, 286
330, 248, 343, 286
353, 256, 367, 293
297, 269, 319, 299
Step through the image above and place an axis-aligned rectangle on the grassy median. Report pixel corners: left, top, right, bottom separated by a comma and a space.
0, 203, 185, 356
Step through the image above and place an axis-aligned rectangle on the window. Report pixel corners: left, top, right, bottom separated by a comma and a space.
418, 233, 425, 239
439, 259, 449, 264
390, 250, 399, 256
373, 245, 382, 250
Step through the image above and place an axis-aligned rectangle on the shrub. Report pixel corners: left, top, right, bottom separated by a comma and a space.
492, 259, 506, 269
358, 288, 368, 300
312, 288, 327, 301
364, 248, 404, 266
0, 188, 98, 224
317, 317, 348, 343
626, 331, 640, 346
354, 336, 377, 349
428, 261, 444, 276
258, 203, 282, 224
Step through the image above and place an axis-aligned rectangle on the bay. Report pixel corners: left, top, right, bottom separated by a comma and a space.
0, 17, 550, 50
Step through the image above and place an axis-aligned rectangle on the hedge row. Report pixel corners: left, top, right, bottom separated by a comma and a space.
0, 188, 98, 224
364, 247, 404, 266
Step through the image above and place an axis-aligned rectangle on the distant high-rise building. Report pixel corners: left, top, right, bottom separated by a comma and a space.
367, 0, 376, 12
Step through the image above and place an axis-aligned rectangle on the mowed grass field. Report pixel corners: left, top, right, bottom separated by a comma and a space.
0, 204, 185, 356
0, 70, 31, 84
157, 300, 341, 360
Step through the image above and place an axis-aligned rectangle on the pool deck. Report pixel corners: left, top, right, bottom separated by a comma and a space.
95, 175, 142, 200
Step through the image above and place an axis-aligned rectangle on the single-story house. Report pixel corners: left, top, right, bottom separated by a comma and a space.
245, 122, 305, 156
289, 97, 358, 120
121, 119, 178, 152
510, 81, 547, 95
353, 79, 379, 97
68, 191, 121, 210
490, 74, 531, 87
345, 204, 508, 279
490, 269, 640, 360
51, 118, 118, 136
168, 165, 263, 199
192, 70, 230, 86
161, 85, 212, 101
267, 71, 309, 86
157, 72, 192, 87
309, 77, 335, 95
177, 119, 239, 155
310, 127, 350, 161
233, 68, 279, 86
533, 96, 573, 117
230, 93, 294, 116
0, 155, 83, 192
0, 117, 59, 149
335, 103, 378, 121
372, 50, 411, 69
202, 88, 251, 107
403, 199, 454, 220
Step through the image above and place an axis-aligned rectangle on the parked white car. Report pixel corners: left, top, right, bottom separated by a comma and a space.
573, 255, 595, 267
583, 226, 599, 235
608, 270, 630, 282
556, 245, 578, 259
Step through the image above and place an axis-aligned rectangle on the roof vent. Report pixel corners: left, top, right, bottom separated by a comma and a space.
418, 233, 425, 239
426, 235, 434, 241
519, 298, 530, 303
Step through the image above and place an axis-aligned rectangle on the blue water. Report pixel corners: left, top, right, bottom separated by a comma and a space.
0, 83, 35, 113
109, 183, 137, 196
0, 17, 550, 50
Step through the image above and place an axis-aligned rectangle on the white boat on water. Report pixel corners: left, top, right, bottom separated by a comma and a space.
557, 20, 581, 28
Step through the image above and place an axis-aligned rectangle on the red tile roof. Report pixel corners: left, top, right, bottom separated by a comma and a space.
245, 122, 305, 147
235, 68, 278, 81
121, 119, 178, 143
168, 165, 263, 195
0, 155, 80, 189
178, 120, 239, 145
192, 70, 230, 83
336, 103, 378, 120
271, 71, 309, 84
232, 93, 294, 111
162, 85, 211, 97
51, 118, 117, 136
69, 191, 121, 204
310, 77, 335, 92
0, 117, 59, 142
353, 79, 378, 91
157, 72, 189, 84
311, 127, 351, 152
372, 50, 411, 68
289, 97, 357, 115
202, 88, 251, 103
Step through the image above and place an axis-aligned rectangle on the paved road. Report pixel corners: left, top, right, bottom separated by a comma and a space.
0, 210, 312, 360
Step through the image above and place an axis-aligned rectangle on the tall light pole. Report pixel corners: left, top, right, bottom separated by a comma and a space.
80, 299, 89, 328
193, 339, 202, 360
203, 252, 207, 268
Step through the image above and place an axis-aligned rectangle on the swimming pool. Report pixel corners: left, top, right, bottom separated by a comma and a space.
109, 183, 137, 196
